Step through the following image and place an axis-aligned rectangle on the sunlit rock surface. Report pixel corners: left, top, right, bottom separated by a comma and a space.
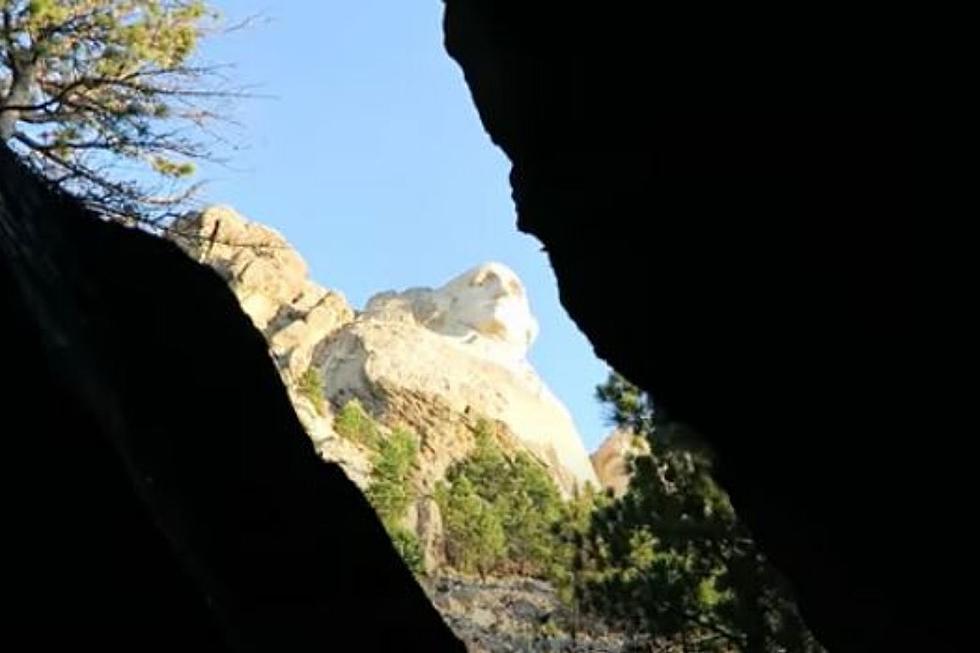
590, 429, 649, 498
171, 207, 599, 572
325, 262, 599, 493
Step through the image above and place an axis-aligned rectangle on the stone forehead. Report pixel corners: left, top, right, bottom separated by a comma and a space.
442, 262, 525, 291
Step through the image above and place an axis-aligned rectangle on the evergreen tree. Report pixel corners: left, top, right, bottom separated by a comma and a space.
548, 484, 606, 617
436, 473, 506, 577
499, 451, 564, 575
297, 367, 326, 416
436, 420, 567, 578
581, 373, 822, 652
364, 426, 424, 574
365, 427, 418, 523
333, 398, 382, 448
0, 0, 245, 223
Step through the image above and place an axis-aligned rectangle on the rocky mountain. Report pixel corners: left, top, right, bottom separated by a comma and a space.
171, 205, 598, 540
324, 260, 599, 494
164, 206, 647, 651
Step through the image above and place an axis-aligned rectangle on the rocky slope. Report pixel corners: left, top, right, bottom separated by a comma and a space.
170, 207, 599, 564
168, 206, 618, 650
324, 262, 599, 494
421, 575, 634, 653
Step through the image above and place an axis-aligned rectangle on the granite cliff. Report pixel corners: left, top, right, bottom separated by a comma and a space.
171, 206, 600, 574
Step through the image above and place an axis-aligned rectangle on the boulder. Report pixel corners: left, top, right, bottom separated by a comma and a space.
590, 429, 649, 498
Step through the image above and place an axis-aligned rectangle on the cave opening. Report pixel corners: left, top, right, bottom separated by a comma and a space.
3, 2, 960, 652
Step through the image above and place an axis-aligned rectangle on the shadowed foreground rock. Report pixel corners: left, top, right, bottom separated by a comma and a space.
0, 145, 464, 652
443, 2, 968, 651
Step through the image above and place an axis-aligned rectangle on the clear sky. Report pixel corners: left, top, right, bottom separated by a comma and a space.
198, 2, 612, 451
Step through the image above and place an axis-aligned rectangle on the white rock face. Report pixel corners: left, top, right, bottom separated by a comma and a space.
387, 262, 540, 360
322, 263, 599, 493
170, 206, 598, 530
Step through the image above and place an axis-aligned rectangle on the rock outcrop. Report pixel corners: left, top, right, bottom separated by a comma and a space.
590, 429, 648, 498
171, 206, 355, 383
171, 206, 599, 573
323, 262, 598, 494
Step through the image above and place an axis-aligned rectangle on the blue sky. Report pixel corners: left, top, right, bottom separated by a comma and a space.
199, 2, 612, 451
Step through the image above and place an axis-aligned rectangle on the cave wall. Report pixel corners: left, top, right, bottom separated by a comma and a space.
0, 144, 464, 652
443, 2, 967, 651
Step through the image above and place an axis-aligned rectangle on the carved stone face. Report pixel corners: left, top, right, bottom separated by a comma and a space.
434, 262, 539, 353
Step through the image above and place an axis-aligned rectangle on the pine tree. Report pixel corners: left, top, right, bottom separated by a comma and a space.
365, 427, 418, 524
333, 398, 382, 448
581, 373, 823, 652
436, 420, 567, 578
364, 426, 424, 575
1, 1, 246, 224
436, 473, 506, 577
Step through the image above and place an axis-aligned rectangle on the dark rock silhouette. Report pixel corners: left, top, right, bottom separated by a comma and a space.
443, 2, 967, 651
0, 144, 464, 652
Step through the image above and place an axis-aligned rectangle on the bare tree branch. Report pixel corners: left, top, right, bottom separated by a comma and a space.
1, 1, 260, 226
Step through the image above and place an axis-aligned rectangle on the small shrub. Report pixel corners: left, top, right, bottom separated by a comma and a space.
297, 367, 326, 416
386, 525, 425, 575
364, 426, 423, 574
365, 427, 418, 523
333, 398, 381, 448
